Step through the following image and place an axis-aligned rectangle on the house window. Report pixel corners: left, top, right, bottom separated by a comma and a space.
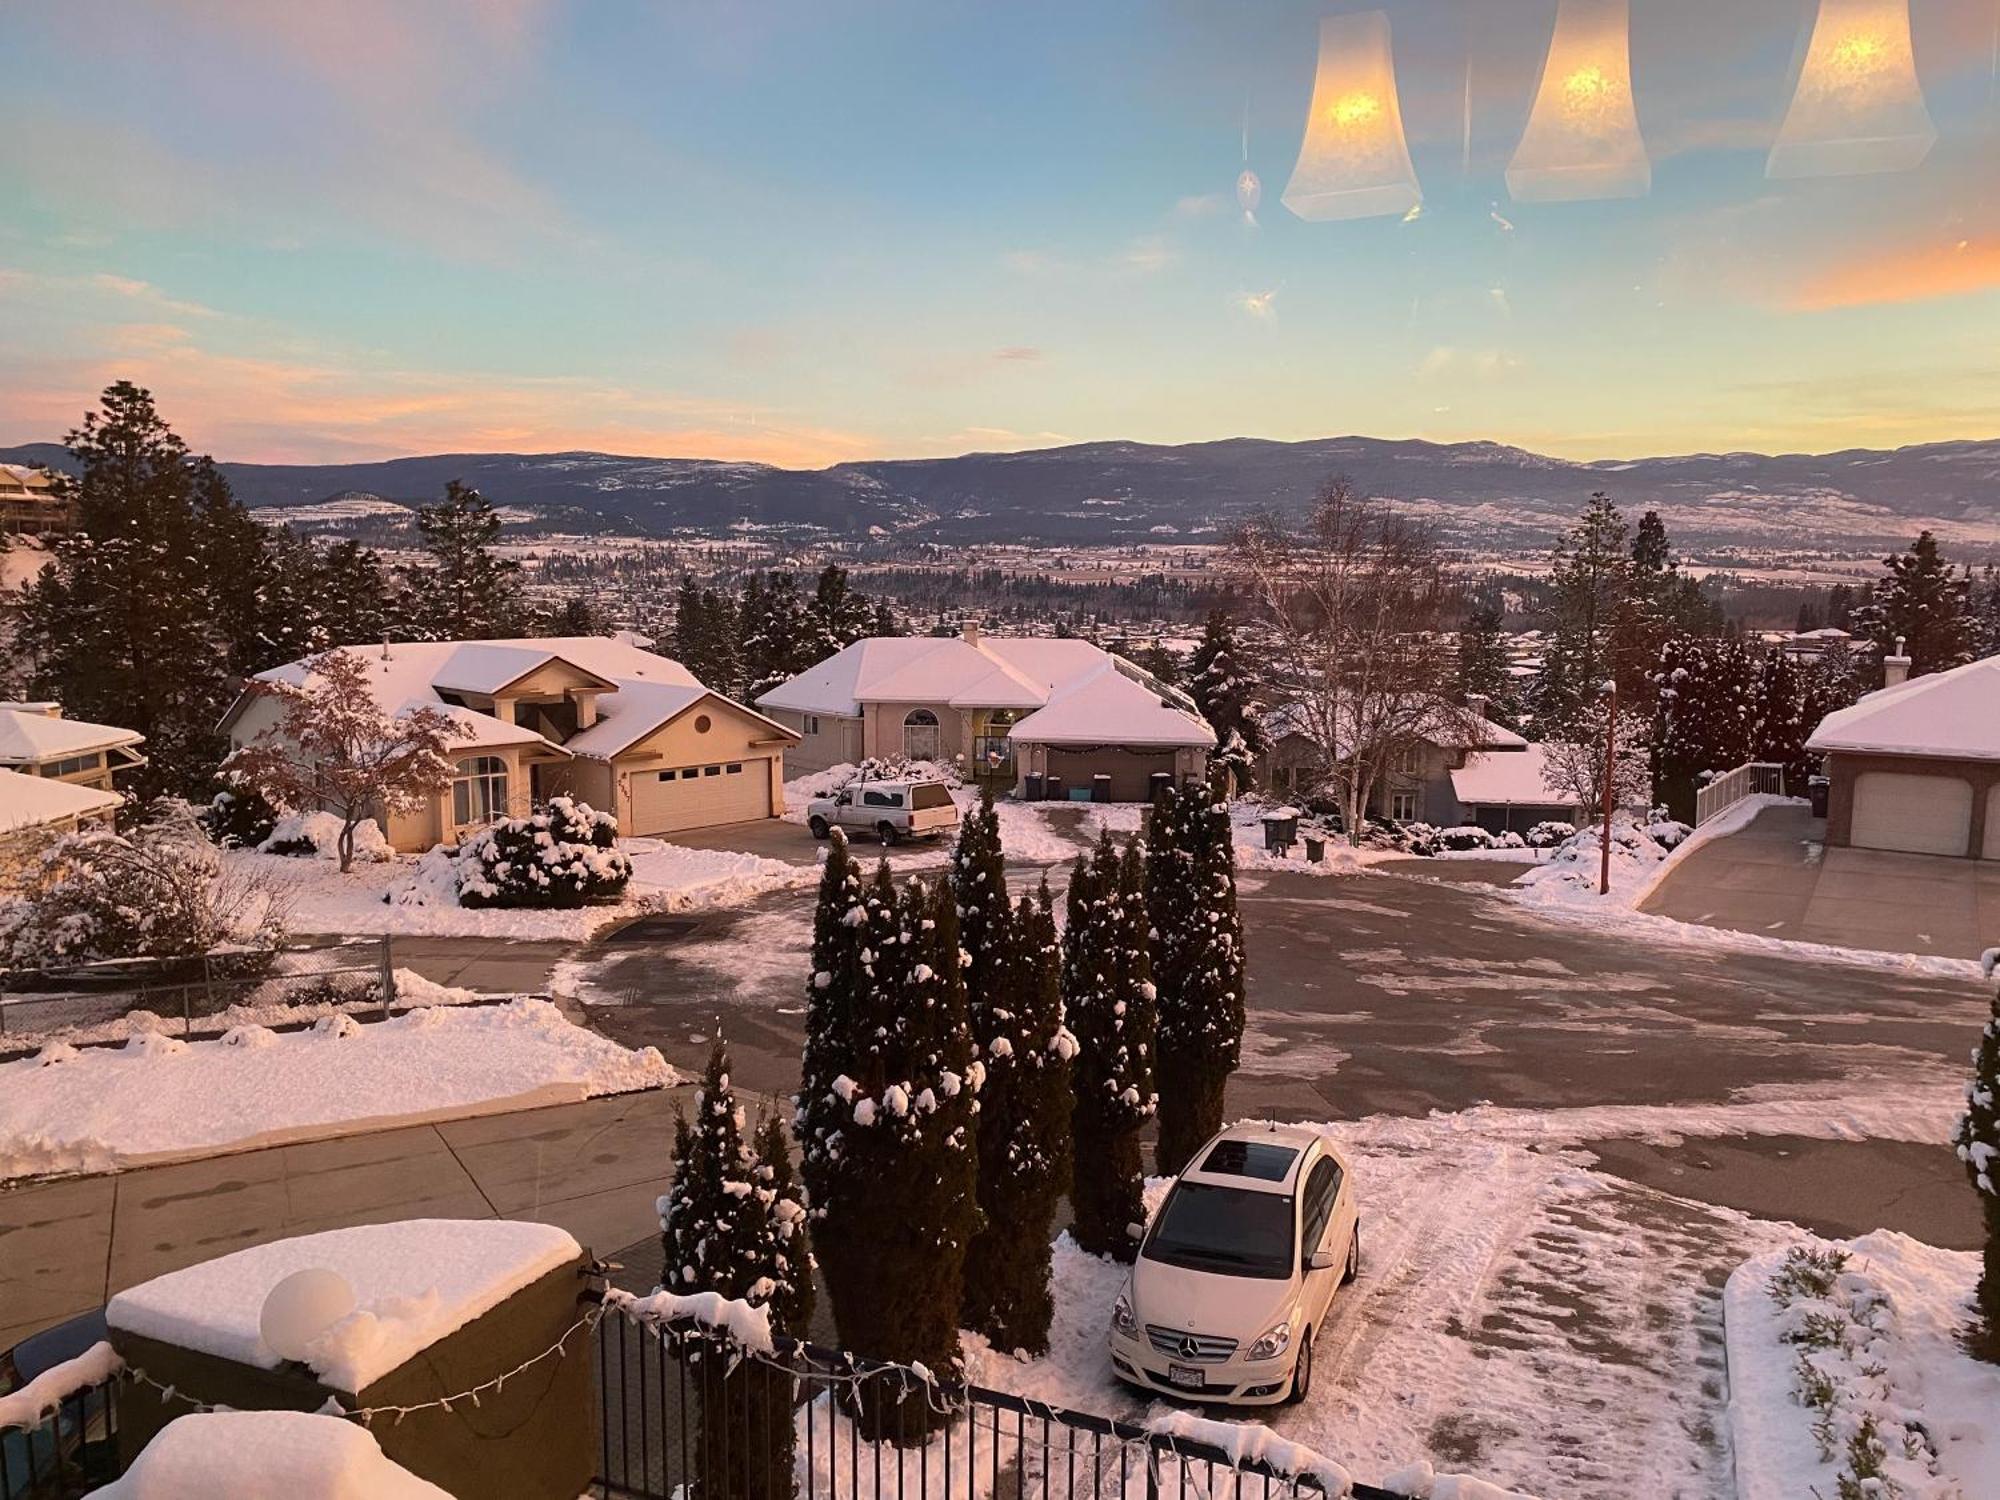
452, 756, 509, 826
904, 708, 941, 761
42, 752, 103, 777
1390, 790, 1419, 823
804, 715, 822, 736
972, 709, 1023, 773
726, 763, 742, 774
1394, 745, 1422, 775
695, 714, 713, 734
681, 768, 699, 779
703, 765, 721, 776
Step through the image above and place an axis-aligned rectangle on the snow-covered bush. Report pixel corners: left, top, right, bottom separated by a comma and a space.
456, 797, 631, 909
199, 782, 276, 849
1, 802, 285, 967
1645, 815, 1693, 850
258, 811, 393, 864
1955, 949, 2000, 1361
1524, 820, 1575, 849
1437, 825, 1497, 852
1498, 830, 1526, 849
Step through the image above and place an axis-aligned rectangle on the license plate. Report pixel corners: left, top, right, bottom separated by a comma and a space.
1166, 1363, 1206, 1390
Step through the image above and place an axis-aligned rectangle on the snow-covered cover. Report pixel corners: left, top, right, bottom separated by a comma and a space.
0, 705, 143, 763
1806, 651, 2000, 761
90, 1410, 451, 1498
0, 1339, 121, 1431
260, 811, 393, 863
1724, 1231, 2000, 1500
0, 765, 121, 833
0, 998, 673, 1181
107, 1219, 583, 1392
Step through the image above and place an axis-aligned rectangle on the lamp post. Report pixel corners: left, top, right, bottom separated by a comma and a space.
1599, 677, 1619, 897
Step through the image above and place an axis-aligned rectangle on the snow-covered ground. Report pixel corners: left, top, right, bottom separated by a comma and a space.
0, 998, 674, 1182
1725, 1231, 2000, 1500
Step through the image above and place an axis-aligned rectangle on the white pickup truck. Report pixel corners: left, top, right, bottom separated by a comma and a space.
804, 778, 961, 845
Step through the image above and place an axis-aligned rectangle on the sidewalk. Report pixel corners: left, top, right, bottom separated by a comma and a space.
0, 1088, 679, 1352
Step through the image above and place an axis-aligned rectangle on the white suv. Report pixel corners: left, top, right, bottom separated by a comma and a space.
804, 777, 962, 846
1109, 1123, 1359, 1407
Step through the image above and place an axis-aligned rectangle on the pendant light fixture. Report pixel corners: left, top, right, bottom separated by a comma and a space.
1506, 0, 1651, 203
1281, 10, 1422, 223
1768, 0, 1936, 178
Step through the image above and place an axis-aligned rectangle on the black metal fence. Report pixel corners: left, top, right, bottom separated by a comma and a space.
0, 1370, 121, 1499
591, 1304, 1400, 1500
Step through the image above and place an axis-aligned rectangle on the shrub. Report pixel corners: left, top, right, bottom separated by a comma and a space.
1437, 825, 1497, 852
1525, 820, 1576, 849
456, 798, 631, 909
1498, 831, 1526, 849
199, 782, 276, 849
259, 811, 392, 863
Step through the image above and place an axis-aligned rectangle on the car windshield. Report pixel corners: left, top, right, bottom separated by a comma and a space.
1142, 1182, 1293, 1279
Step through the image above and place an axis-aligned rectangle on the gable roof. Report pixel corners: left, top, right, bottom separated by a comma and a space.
0, 767, 122, 833
1806, 652, 2000, 761
239, 636, 790, 762
1449, 745, 1578, 808
757, 635, 1214, 749
1262, 699, 1527, 757
0, 708, 145, 765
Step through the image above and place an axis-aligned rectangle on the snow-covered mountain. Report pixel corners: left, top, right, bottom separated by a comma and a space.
6, 434, 1996, 549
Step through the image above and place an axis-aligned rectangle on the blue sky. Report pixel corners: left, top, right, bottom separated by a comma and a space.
1, 0, 1995, 466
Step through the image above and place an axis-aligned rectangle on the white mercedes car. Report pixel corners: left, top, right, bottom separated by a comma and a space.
1108, 1123, 1359, 1406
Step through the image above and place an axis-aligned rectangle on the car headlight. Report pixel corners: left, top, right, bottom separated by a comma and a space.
1246, 1321, 1292, 1361
1110, 1289, 1137, 1338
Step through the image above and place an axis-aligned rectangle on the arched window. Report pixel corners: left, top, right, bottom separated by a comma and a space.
452, 755, 509, 827
903, 708, 941, 762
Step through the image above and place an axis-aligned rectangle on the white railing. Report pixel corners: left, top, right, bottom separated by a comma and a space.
1694, 762, 1786, 826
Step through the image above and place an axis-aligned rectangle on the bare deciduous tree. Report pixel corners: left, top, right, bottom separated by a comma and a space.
1542, 688, 1651, 814
1228, 477, 1470, 844
223, 649, 464, 872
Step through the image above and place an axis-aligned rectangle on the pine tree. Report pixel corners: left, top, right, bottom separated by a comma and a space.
952, 786, 1010, 1028
1851, 532, 1975, 679
194, 456, 282, 679
663, 1044, 816, 1500
1187, 611, 1264, 782
1149, 781, 1247, 1176
1537, 493, 1632, 732
808, 563, 876, 660
1953, 961, 2000, 1362
797, 830, 870, 1209
1753, 649, 1813, 790
1650, 635, 1762, 821
317, 539, 398, 647
18, 382, 237, 799
1454, 596, 1518, 726
1972, 566, 2000, 657
1065, 831, 1157, 1262
403, 480, 525, 639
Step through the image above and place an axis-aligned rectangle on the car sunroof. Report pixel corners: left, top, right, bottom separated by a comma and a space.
1199, 1139, 1299, 1183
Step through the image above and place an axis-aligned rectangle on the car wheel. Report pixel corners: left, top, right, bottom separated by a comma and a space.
877, 822, 900, 846
1285, 1329, 1313, 1405
1343, 1224, 1360, 1286
808, 816, 830, 839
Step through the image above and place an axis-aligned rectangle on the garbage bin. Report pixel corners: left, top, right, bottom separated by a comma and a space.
1808, 775, 1829, 818
1091, 773, 1112, 804
1304, 833, 1326, 864
1148, 771, 1174, 804
1262, 808, 1299, 854
1025, 773, 1044, 802
1046, 775, 1064, 803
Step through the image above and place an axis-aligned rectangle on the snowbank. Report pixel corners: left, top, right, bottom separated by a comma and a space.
108, 1219, 581, 1392
1725, 1231, 2000, 1500
260, 812, 393, 864
1508, 795, 1784, 912
0, 998, 673, 1181
92, 1410, 451, 1498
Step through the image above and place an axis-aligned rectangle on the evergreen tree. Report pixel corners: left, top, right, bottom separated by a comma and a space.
1148, 781, 1246, 1176
1536, 493, 1632, 731
1187, 611, 1264, 780
193, 456, 282, 679
1650, 635, 1762, 821
404, 480, 525, 639
1753, 649, 1814, 790
547, 593, 612, 635
1454, 596, 1519, 726
808, 563, 876, 660
662, 1044, 815, 1500
952, 786, 1010, 1028
1972, 566, 2000, 657
18, 382, 236, 798
1851, 531, 1975, 678
1953, 961, 2000, 1362
1065, 831, 1157, 1262
870, 601, 902, 637
317, 539, 397, 647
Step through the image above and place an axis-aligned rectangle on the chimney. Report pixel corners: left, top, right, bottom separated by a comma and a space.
1883, 635, 1911, 688
1465, 692, 1489, 721
961, 620, 981, 648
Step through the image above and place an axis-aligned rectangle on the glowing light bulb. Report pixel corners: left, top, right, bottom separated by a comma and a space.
1280, 11, 1421, 223
1331, 93, 1383, 129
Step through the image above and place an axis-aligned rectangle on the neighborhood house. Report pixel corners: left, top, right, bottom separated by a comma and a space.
0, 701, 147, 846
756, 624, 1215, 801
1806, 648, 2000, 861
222, 636, 797, 850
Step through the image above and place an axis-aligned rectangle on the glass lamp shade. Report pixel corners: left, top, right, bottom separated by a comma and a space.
1767, 0, 1936, 178
1281, 10, 1422, 223
1506, 0, 1651, 203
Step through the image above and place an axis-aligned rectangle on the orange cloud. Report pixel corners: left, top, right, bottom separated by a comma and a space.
1790, 236, 2000, 311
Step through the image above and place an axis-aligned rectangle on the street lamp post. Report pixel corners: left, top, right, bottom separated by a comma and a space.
1599, 678, 1619, 897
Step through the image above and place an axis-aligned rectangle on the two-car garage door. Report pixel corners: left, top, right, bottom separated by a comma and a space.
1849, 771, 1972, 857
629, 757, 772, 835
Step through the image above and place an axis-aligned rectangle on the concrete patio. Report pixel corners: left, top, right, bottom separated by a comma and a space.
1640, 802, 2000, 959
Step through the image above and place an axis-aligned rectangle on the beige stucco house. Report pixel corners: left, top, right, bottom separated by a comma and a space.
1259, 696, 1535, 827
222, 636, 798, 852
0, 702, 145, 857
757, 626, 1215, 801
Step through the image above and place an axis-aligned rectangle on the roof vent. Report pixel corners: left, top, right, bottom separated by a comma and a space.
1884, 635, 1912, 688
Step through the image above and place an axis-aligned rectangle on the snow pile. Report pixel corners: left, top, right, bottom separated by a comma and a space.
92, 1410, 451, 1498
0, 998, 673, 1181
108, 1219, 582, 1391
0, 1340, 121, 1431
260, 812, 393, 864
625, 840, 813, 912
1725, 1232, 2000, 1500
1510, 795, 1783, 911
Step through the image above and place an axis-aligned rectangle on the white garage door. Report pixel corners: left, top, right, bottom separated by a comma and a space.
629, 757, 771, 834
1850, 771, 1972, 857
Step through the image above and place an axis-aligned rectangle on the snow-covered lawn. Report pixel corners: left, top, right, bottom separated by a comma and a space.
1725, 1232, 2000, 1500
0, 998, 674, 1182
230, 838, 816, 941
1509, 794, 1784, 912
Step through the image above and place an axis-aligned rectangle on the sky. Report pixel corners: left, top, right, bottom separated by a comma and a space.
0, 0, 1996, 468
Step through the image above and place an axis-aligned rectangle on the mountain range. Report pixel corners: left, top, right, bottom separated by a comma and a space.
6, 434, 1998, 552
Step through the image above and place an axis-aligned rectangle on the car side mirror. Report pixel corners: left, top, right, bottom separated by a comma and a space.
1307, 1249, 1337, 1272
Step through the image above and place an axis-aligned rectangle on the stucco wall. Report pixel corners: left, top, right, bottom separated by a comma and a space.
600, 699, 790, 831
1824, 750, 2000, 859
864, 701, 969, 766
766, 709, 865, 775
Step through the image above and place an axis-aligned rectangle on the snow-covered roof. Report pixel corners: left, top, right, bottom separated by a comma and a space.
0, 767, 121, 833
90, 1411, 451, 1499
106, 1219, 583, 1392
1449, 745, 1579, 808
242, 637, 788, 762
1806, 652, 2000, 762
0, 707, 144, 765
1263, 699, 1526, 757
756, 635, 1213, 747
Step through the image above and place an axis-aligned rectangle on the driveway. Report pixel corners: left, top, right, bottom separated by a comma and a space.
1641, 802, 2000, 959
